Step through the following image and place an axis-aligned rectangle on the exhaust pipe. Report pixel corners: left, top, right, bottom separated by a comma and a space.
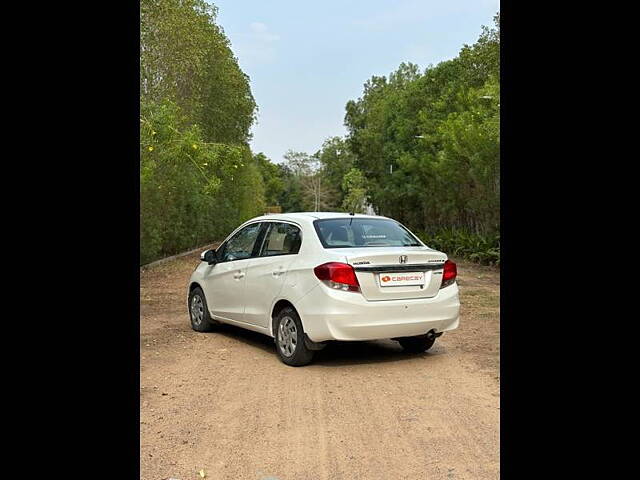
426, 329, 442, 340
392, 329, 443, 342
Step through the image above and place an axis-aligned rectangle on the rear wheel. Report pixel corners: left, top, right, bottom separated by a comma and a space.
274, 307, 314, 366
398, 334, 436, 353
188, 287, 216, 332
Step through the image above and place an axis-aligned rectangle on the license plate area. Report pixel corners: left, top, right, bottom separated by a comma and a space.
378, 271, 425, 287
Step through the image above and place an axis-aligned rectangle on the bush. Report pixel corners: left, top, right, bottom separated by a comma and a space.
415, 228, 500, 266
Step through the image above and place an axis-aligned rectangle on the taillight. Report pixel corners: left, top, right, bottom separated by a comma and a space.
314, 262, 361, 292
440, 260, 457, 289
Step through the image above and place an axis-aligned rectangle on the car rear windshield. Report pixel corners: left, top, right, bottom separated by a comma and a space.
313, 218, 422, 248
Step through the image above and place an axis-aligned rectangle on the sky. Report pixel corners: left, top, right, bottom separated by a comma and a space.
212, 0, 499, 164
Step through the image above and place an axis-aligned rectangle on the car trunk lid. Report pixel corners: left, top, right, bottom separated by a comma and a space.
340, 247, 447, 301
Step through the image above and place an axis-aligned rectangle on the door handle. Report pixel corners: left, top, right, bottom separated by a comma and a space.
272, 268, 285, 277
233, 271, 245, 279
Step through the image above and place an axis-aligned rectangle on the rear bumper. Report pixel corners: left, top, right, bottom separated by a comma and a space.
296, 282, 460, 342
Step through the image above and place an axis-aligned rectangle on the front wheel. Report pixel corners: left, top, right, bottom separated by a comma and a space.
188, 287, 217, 332
274, 307, 315, 366
398, 334, 436, 353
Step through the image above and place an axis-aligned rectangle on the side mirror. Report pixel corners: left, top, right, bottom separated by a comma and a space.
201, 249, 217, 265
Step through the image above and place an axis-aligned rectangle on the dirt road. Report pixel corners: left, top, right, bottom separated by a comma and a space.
140, 249, 499, 480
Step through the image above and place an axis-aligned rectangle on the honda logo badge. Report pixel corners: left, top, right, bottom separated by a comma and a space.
399, 255, 408, 264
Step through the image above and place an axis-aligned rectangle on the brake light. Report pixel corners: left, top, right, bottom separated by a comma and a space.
440, 260, 457, 289
314, 262, 361, 292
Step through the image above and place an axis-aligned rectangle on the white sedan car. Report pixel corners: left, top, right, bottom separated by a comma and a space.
187, 212, 459, 366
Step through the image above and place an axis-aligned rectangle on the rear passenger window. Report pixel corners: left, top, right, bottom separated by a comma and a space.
261, 223, 301, 256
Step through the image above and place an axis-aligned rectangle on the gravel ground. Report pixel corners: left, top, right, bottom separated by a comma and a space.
140, 249, 499, 480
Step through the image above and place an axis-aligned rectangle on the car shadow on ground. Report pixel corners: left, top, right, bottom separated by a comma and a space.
209, 323, 276, 355
208, 323, 446, 367
312, 339, 446, 367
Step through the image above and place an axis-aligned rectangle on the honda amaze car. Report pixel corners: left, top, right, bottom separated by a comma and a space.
187, 212, 459, 366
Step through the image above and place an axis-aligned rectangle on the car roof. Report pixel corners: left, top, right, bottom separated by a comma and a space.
249, 212, 389, 224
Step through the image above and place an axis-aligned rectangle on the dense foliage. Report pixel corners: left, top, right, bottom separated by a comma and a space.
140, 0, 264, 264
140, 101, 264, 263
140, 0, 256, 141
311, 14, 500, 263
343, 15, 500, 236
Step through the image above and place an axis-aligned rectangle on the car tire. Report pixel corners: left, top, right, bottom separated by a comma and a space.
188, 286, 216, 332
398, 334, 436, 353
274, 307, 315, 366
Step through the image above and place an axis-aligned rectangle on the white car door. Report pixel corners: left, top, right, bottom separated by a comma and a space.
203, 222, 264, 322
243, 222, 302, 328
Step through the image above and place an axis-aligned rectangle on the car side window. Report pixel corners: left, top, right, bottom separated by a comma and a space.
217, 223, 263, 262
260, 222, 301, 257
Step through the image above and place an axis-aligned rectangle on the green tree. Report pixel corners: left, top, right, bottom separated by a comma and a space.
341, 168, 368, 214
342, 14, 500, 235
140, 100, 249, 263
140, 0, 256, 144
253, 152, 284, 206
140, 1, 265, 263
316, 136, 355, 207
276, 164, 305, 212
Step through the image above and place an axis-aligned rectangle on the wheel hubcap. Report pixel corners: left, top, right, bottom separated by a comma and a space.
190, 294, 204, 326
277, 316, 297, 357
